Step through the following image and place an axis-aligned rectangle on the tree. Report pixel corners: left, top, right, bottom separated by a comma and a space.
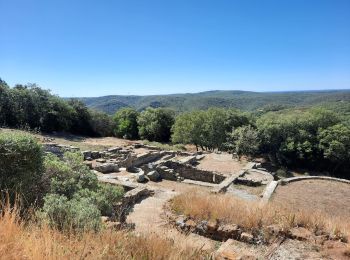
172, 110, 208, 150
257, 108, 341, 166
318, 124, 350, 174
226, 125, 260, 159
137, 108, 175, 142
68, 99, 94, 136
113, 108, 139, 139
89, 110, 114, 137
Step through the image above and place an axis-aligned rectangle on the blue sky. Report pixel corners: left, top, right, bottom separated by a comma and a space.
0, 0, 349, 97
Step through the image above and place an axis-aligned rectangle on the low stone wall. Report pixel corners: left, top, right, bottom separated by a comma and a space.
260, 176, 350, 206
211, 170, 246, 193
113, 187, 154, 222
168, 213, 256, 244
43, 143, 79, 157
130, 151, 164, 168
161, 160, 226, 184
259, 181, 279, 206
280, 176, 350, 185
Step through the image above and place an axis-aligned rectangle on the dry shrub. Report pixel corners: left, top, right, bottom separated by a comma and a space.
0, 202, 205, 260
170, 189, 350, 239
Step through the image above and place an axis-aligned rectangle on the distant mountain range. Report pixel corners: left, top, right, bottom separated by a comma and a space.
76, 89, 350, 114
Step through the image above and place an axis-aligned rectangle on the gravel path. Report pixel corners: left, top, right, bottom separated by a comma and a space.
126, 187, 216, 251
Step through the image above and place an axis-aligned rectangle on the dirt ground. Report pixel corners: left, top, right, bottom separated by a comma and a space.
197, 153, 245, 175
126, 183, 216, 252
271, 180, 350, 219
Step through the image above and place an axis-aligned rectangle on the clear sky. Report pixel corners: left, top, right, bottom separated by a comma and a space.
1, 0, 349, 97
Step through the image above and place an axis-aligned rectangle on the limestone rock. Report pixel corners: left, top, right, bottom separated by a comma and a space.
91, 151, 101, 159
147, 170, 160, 181
175, 215, 187, 229
217, 224, 241, 240
207, 219, 218, 233
288, 227, 313, 241
108, 147, 122, 153
96, 158, 106, 163
82, 150, 92, 160
240, 232, 254, 243
185, 219, 197, 230
136, 173, 146, 183
94, 163, 119, 173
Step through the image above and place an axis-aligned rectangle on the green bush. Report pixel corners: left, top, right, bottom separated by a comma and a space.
40, 152, 124, 230
76, 183, 124, 216
43, 152, 98, 199
0, 132, 44, 206
40, 194, 101, 231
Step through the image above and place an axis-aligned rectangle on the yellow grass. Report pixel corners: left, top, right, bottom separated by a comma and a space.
0, 203, 205, 260
170, 190, 350, 240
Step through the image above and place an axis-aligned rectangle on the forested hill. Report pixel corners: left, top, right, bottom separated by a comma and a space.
78, 89, 350, 114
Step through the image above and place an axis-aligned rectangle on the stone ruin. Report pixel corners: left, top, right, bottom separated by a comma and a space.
44, 142, 275, 196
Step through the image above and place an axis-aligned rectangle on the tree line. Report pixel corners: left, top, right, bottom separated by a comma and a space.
1, 78, 349, 177
114, 106, 350, 178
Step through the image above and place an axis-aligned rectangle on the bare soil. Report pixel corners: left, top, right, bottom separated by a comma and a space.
271, 179, 350, 219
197, 153, 245, 175
126, 184, 216, 252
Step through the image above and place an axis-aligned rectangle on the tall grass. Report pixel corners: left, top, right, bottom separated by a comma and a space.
0, 201, 206, 260
171, 190, 350, 240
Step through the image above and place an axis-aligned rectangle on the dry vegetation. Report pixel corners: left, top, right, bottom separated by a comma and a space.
0, 203, 206, 260
170, 190, 350, 241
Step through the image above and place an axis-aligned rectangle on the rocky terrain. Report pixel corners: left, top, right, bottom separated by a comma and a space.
41, 137, 350, 259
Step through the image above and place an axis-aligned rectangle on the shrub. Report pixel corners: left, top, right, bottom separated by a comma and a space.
40, 194, 101, 231
0, 132, 44, 206
76, 183, 124, 216
43, 152, 98, 199
41, 152, 124, 230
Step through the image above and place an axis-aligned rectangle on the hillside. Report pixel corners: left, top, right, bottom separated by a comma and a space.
77, 89, 350, 114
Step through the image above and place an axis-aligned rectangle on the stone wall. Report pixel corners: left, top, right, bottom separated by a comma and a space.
161, 160, 226, 184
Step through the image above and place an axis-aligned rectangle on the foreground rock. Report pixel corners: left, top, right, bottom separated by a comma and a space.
94, 163, 119, 173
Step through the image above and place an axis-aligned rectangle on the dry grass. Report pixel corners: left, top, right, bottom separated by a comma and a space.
170, 190, 350, 240
0, 203, 206, 260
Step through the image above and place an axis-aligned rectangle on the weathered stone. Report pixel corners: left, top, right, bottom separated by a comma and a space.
195, 220, 208, 234
266, 224, 283, 236
215, 239, 257, 260
240, 232, 254, 243
136, 173, 146, 183
195, 154, 206, 161
175, 215, 187, 229
133, 143, 142, 148
94, 163, 119, 173
217, 224, 241, 239
215, 239, 238, 260
288, 227, 313, 241
161, 160, 226, 184
207, 219, 218, 233
108, 147, 122, 153
178, 156, 197, 165
147, 170, 160, 181
91, 151, 101, 159
82, 150, 92, 160
96, 158, 106, 163
185, 219, 197, 230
